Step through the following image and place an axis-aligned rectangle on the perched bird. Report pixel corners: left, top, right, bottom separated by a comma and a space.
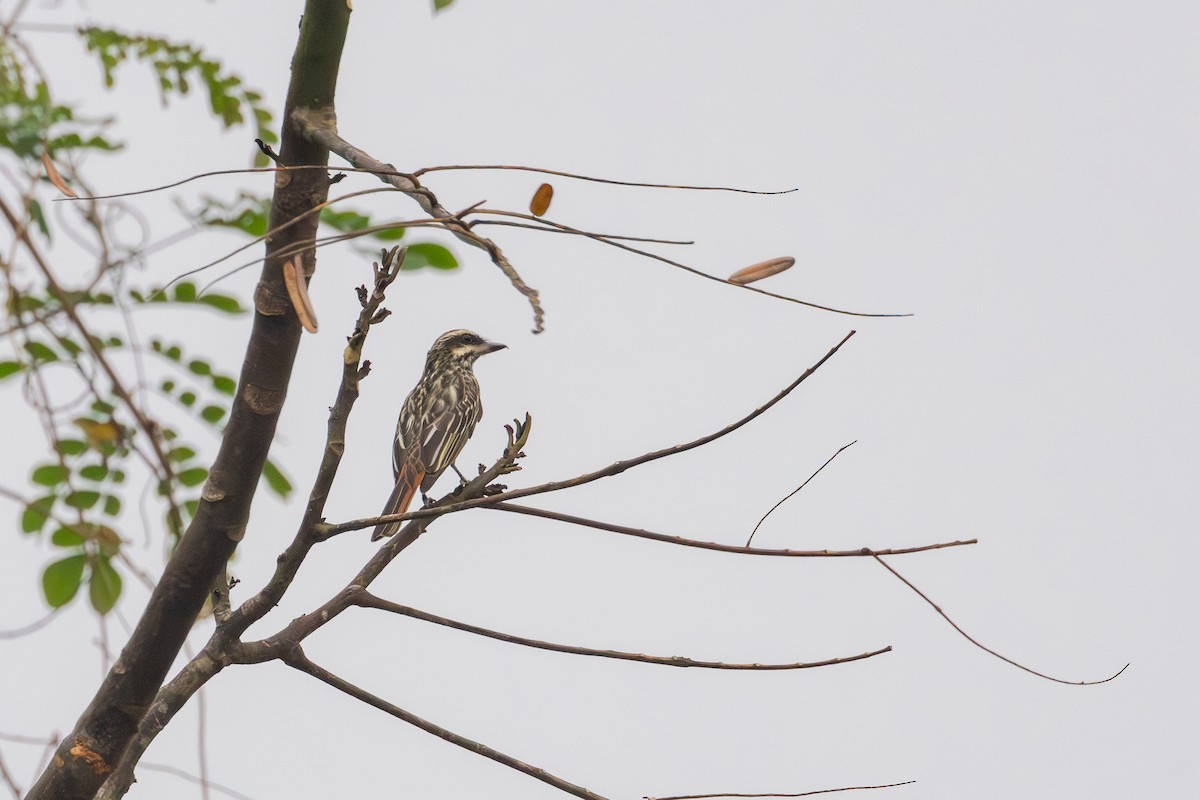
371, 329, 506, 540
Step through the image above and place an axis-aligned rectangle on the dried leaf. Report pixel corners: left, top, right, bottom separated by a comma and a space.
41, 152, 77, 198
728, 256, 795, 285
530, 183, 554, 217
282, 255, 319, 333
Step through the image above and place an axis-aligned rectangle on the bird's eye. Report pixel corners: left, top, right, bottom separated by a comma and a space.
461, 334, 476, 344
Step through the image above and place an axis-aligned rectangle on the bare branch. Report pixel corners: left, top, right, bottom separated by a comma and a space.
473, 218, 694, 245
329, 330, 857, 535
0, 748, 20, 800
472, 208, 909, 319
292, 106, 546, 332
0, 609, 58, 639
413, 163, 796, 195
354, 591, 891, 670
282, 647, 614, 800
223, 246, 405, 638
747, 441, 857, 546
492, 503, 977, 558
138, 763, 257, 800
647, 780, 917, 800
871, 554, 1128, 685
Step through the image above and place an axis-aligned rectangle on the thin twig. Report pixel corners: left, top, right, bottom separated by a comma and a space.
283, 647, 613, 800
473, 218, 693, 245
0, 733, 55, 746
157, 186, 399, 296
493, 503, 977, 558
0, 610, 58, 639
354, 592, 890, 670
473, 208, 909, 319
53, 164, 393, 202
871, 554, 1128, 685
194, 218, 451, 296
0, 748, 19, 800
328, 330, 857, 535
747, 441, 857, 546
139, 763, 257, 800
647, 780, 917, 800
413, 164, 796, 195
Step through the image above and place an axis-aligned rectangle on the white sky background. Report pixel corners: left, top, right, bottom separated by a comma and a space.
2, 1, 1198, 799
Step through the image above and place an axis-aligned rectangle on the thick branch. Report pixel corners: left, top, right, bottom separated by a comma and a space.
328, 330, 856, 535
354, 591, 890, 670
25, 3, 351, 798
282, 647, 613, 800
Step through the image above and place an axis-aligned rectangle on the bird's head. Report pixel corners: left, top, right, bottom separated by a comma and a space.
426, 329, 506, 368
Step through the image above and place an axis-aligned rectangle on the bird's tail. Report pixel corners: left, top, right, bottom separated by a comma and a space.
371, 456, 426, 541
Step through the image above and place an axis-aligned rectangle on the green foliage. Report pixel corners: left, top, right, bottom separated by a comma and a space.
0, 40, 118, 161
89, 556, 122, 614
80, 27, 278, 165
130, 282, 245, 314
194, 192, 271, 238
434, 0, 457, 11
194, 192, 460, 271
402, 242, 458, 270
262, 459, 293, 499
42, 554, 86, 608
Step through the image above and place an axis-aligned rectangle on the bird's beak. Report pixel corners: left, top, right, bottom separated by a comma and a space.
482, 340, 507, 354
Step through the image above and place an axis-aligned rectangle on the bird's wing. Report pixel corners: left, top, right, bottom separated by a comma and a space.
416, 375, 482, 490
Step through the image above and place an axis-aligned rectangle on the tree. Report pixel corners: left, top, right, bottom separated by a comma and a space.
2, 2, 1182, 799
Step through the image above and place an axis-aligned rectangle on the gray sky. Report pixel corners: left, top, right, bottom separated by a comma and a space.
2, 2, 1198, 799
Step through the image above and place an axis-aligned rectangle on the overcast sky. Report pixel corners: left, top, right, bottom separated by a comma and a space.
2, 2, 1198, 799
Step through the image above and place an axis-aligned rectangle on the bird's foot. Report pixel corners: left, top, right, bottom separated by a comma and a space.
483, 483, 507, 497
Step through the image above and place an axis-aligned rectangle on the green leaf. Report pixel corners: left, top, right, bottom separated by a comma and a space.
28, 198, 49, 239
51, 526, 86, 547
320, 208, 370, 233
197, 294, 244, 314
64, 490, 101, 510
32, 464, 68, 486
261, 458, 292, 499
21, 496, 55, 533
167, 446, 196, 462
103, 494, 121, 516
178, 391, 196, 407
23, 341, 58, 361
89, 556, 122, 614
177, 467, 208, 487
173, 282, 197, 302
200, 405, 226, 424
188, 359, 211, 376
42, 554, 86, 608
56, 439, 88, 456
373, 226, 406, 241
401, 243, 459, 271
0, 361, 23, 380
433, 0, 456, 10
212, 376, 236, 395
79, 464, 108, 481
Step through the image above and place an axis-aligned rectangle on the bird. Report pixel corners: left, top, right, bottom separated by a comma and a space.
371, 329, 506, 540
